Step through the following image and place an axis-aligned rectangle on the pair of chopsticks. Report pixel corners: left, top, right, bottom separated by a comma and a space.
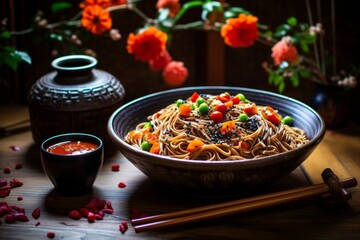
131, 168, 357, 233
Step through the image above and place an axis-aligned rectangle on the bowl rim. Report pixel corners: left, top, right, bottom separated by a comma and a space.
108, 86, 326, 166
41, 132, 103, 157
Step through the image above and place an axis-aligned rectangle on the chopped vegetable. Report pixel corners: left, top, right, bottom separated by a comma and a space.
220, 121, 236, 133
215, 103, 227, 113
239, 113, 248, 122
186, 139, 204, 152
128, 130, 142, 140
143, 122, 153, 129
282, 116, 294, 126
239, 141, 250, 150
198, 103, 209, 115
195, 97, 205, 107
150, 142, 160, 154
236, 93, 246, 102
231, 96, 240, 104
216, 92, 231, 102
145, 133, 158, 144
141, 141, 151, 151
190, 92, 199, 102
225, 100, 233, 108
262, 106, 281, 125
243, 103, 257, 116
179, 103, 191, 117
210, 111, 223, 122
176, 99, 184, 107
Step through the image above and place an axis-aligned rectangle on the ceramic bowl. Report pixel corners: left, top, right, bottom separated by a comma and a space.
108, 86, 325, 195
40, 133, 104, 196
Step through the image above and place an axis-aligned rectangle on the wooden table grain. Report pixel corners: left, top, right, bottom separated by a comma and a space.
0, 107, 359, 240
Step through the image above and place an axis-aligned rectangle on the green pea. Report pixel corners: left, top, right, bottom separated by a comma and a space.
281, 116, 294, 126
141, 141, 152, 151
239, 113, 248, 122
198, 103, 209, 115
196, 97, 205, 107
143, 122, 153, 129
236, 93, 246, 102
191, 104, 196, 110
176, 99, 184, 107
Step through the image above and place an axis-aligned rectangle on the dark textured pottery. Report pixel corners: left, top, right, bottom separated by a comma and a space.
41, 133, 104, 196
28, 55, 125, 146
108, 86, 326, 195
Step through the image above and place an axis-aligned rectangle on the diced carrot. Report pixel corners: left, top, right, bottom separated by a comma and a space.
145, 133, 158, 144
186, 139, 204, 152
179, 104, 192, 117
220, 120, 236, 133
225, 100, 233, 108
150, 142, 160, 154
128, 130, 142, 140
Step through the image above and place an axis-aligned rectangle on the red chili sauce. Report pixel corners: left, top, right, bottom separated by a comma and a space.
46, 141, 98, 155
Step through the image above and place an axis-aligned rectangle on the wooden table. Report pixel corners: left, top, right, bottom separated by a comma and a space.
0, 106, 359, 240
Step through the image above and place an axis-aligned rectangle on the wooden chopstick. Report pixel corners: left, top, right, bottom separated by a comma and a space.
132, 176, 357, 233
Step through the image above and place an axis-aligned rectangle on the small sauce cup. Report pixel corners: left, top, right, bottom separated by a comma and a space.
41, 133, 104, 196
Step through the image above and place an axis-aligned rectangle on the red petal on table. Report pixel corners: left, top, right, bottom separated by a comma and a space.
9, 146, 20, 151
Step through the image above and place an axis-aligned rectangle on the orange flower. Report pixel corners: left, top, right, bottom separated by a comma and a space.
80, 0, 110, 9
81, 5, 112, 35
221, 14, 259, 48
162, 61, 188, 87
149, 50, 172, 71
271, 37, 299, 66
156, 0, 180, 18
127, 27, 168, 62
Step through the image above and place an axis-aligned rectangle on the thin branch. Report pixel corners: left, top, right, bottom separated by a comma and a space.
331, 0, 337, 76
173, 21, 205, 30
317, 0, 326, 80
306, 0, 321, 81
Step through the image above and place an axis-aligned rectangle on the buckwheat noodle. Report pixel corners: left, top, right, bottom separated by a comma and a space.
125, 93, 309, 161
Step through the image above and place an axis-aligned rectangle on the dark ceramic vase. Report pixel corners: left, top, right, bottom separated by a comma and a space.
28, 55, 125, 146
310, 83, 352, 129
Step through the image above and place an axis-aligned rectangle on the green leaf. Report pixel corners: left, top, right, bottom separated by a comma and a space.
268, 72, 276, 85
299, 40, 309, 53
278, 81, 285, 93
50, 33, 63, 41
1, 52, 19, 71
174, 1, 203, 23
287, 17, 297, 27
202, 1, 222, 12
224, 11, 237, 19
291, 72, 299, 87
1, 31, 11, 39
13, 51, 32, 64
158, 8, 170, 23
224, 7, 251, 20
302, 33, 316, 43
274, 74, 284, 85
299, 68, 311, 78
51, 2, 73, 14
264, 30, 273, 38
274, 24, 291, 37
